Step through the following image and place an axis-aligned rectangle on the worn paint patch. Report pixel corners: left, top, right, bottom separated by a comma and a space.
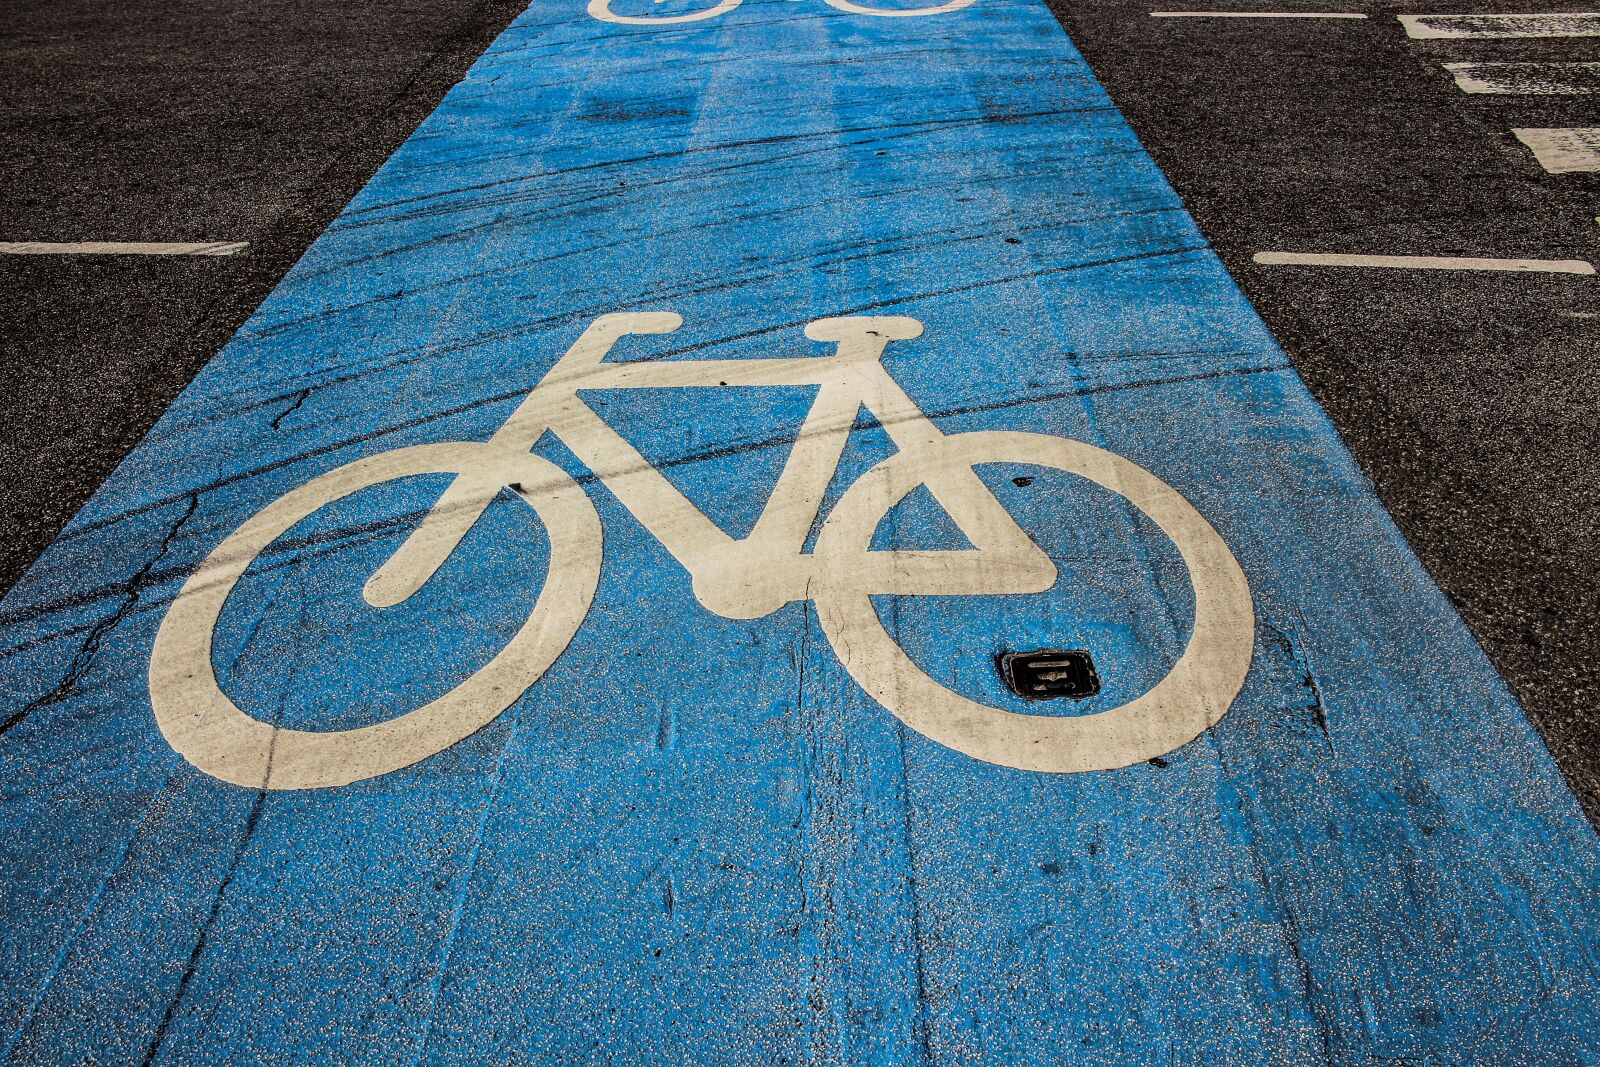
1514, 126, 1600, 174
1400, 12, 1600, 39
1445, 60, 1600, 94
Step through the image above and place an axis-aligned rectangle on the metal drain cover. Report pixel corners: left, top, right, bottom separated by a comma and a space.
999, 649, 1100, 701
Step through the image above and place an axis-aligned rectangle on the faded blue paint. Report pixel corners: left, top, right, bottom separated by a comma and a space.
1, 0, 1597, 1063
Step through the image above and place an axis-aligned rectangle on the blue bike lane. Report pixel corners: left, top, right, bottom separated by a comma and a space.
1, 0, 1597, 1063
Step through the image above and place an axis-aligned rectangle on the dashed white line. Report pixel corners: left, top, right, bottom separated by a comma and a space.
0, 241, 248, 257
1444, 61, 1600, 94
1513, 128, 1600, 174
1151, 10, 1367, 17
1253, 251, 1596, 275
1400, 12, 1600, 39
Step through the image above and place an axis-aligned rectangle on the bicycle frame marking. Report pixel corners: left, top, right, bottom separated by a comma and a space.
366, 313, 1054, 622
149, 314, 1254, 790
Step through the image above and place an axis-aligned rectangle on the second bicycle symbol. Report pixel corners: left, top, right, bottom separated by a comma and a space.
588, 0, 975, 25
150, 313, 1255, 790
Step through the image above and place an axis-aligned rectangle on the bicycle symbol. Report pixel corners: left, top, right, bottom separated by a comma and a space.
588, 0, 975, 25
151, 314, 1255, 790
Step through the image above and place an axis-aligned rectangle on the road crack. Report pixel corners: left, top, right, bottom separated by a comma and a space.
0, 494, 199, 739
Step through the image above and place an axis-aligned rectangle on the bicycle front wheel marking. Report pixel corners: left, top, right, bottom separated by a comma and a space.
149, 444, 602, 790
812, 431, 1255, 773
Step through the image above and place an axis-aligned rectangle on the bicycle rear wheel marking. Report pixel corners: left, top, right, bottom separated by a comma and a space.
149, 444, 602, 790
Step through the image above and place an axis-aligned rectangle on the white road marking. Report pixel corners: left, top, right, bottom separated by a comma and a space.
822, 0, 978, 15
0, 241, 247, 257
588, 0, 740, 23
152, 313, 1254, 788
1444, 61, 1600, 94
1254, 251, 1597, 274
1513, 128, 1600, 173
1400, 12, 1600, 38
1151, 10, 1367, 17
587, 0, 974, 21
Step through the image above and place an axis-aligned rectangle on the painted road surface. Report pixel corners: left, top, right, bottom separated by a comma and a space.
2, 0, 1598, 1062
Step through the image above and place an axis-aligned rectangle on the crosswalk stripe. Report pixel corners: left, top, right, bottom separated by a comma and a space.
1513, 127, 1600, 174
1400, 12, 1600, 38
1444, 60, 1600, 94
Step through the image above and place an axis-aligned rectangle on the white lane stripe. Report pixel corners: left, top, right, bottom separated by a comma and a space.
1151, 10, 1367, 16
1400, 12, 1600, 38
0, 241, 247, 257
1513, 127, 1600, 173
1254, 251, 1596, 274
1445, 61, 1600, 94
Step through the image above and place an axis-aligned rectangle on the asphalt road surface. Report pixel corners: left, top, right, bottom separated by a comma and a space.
1046, 0, 1600, 823
0, 0, 529, 591
0, 0, 1597, 1063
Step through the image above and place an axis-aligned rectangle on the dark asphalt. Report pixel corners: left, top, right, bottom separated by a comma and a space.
1045, 0, 1600, 822
0, 0, 527, 584
2, 0, 1598, 823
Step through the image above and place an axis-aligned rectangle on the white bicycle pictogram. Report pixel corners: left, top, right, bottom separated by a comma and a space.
588, 0, 974, 25
151, 314, 1254, 790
